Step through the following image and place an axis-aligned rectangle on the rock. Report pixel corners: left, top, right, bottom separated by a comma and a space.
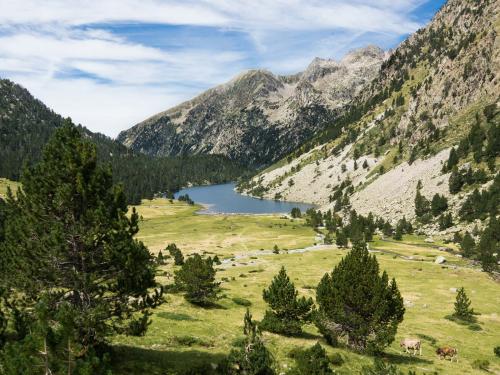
450, 287, 457, 292
404, 299, 414, 307
438, 246, 448, 251
435, 256, 446, 264
425, 237, 434, 243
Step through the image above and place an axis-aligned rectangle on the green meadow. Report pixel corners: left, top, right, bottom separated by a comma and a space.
111, 199, 500, 374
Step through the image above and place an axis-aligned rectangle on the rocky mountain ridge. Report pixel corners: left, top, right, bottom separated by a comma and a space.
239, 0, 499, 235
118, 46, 385, 166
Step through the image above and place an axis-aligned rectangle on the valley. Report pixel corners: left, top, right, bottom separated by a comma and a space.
111, 198, 500, 375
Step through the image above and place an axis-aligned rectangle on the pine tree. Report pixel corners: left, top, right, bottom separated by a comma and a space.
438, 213, 453, 230
174, 254, 220, 305
167, 243, 184, 265
0, 123, 162, 369
393, 224, 403, 240
414, 189, 430, 218
289, 343, 333, 375
477, 217, 500, 273
453, 287, 474, 321
444, 147, 459, 172
260, 267, 314, 336
449, 167, 464, 194
336, 229, 348, 248
224, 309, 275, 375
460, 232, 476, 258
157, 250, 166, 265
315, 241, 404, 353
431, 194, 448, 216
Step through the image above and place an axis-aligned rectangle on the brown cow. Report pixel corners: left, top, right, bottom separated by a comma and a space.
400, 338, 422, 356
436, 346, 458, 362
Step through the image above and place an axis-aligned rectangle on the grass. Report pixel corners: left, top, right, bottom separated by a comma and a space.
112, 199, 500, 374
0, 178, 20, 198
132, 199, 316, 255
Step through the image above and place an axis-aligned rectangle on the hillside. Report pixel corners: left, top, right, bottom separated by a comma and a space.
0, 78, 246, 203
240, 0, 499, 235
117, 46, 385, 167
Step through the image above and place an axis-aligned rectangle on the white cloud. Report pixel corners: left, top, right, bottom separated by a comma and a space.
0, 0, 435, 137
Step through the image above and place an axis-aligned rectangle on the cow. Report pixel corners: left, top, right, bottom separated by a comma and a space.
400, 338, 422, 356
436, 346, 458, 362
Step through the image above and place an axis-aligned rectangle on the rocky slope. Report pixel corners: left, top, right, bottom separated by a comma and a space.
117, 46, 385, 166
240, 0, 499, 233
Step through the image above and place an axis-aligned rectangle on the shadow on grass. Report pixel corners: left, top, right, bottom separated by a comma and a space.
383, 352, 434, 365
156, 312, 199, 321
111, 345, 226, 375
444, 314, 482, 331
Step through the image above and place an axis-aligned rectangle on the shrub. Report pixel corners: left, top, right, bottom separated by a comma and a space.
330, 353, 344, 366
471, 359, 489, 371
494, 346, 500, 357
289, 343, 333, 374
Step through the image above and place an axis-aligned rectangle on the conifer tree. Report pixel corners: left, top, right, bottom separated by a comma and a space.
260, 267, 314, 336
224, 309, 275, 375
393, 224, 403, 240
289, 343, 333, 375
0, 123, 162, 369
336, 229, 348, 248
431, 194, 448, 216
460, 232, 476, 258
453, 287, 474, 321
174, 254, 220, 305
477, 217, 500, 273
167, 243, 184, 265
315, 241, 404, 353
414, 189, 430, 218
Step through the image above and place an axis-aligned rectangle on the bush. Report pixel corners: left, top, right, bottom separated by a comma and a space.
289, 343, 333, 374
329, 353, 344, 366
471, 359, 490, 371
494, 346, 500, 357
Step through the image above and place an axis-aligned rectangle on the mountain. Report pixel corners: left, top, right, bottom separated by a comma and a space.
0, 78, 246, 203
239, 0, 499, 234
117, 46, 385, 167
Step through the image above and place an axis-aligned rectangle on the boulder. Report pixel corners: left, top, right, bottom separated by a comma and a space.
435, 256, 446, 264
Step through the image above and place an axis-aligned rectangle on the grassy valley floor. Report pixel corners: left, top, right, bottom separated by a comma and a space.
113, 199, 500, 374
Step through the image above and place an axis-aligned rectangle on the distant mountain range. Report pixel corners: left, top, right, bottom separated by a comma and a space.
117, 46, 385, 167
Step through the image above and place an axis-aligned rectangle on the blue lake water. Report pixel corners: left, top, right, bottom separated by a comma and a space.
174, 183, 315, 214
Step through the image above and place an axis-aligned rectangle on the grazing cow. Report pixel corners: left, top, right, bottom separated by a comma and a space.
436, 347, 458, 362
400, 338, 422, 356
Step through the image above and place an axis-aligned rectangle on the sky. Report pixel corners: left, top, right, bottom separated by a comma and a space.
0, 0, 446, 138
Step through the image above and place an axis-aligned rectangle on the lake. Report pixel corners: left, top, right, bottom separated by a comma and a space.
174, 183, 315, 214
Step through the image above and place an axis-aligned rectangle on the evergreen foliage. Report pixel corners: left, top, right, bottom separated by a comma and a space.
290, 207, 302, 218
174, 254, 220, 305
453, 287, 474, 321
414, 189, 430, 218
260, 267, 314, 336
459, 173, 499, 221
460, 232, 476, 258
0, 124, 162, 372
223, 309, 275, 375
477, 216, 500, 273
315, 242, 404, 353
167, 243, 184, 265
431, 194, 448, 216
289, 343, 333, 375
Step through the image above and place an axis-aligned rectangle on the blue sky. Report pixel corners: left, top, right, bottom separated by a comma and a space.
0, 0, 446, 137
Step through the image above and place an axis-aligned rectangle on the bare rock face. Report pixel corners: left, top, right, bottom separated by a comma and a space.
239, 0, 499, 232
117, 46, 385, 167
